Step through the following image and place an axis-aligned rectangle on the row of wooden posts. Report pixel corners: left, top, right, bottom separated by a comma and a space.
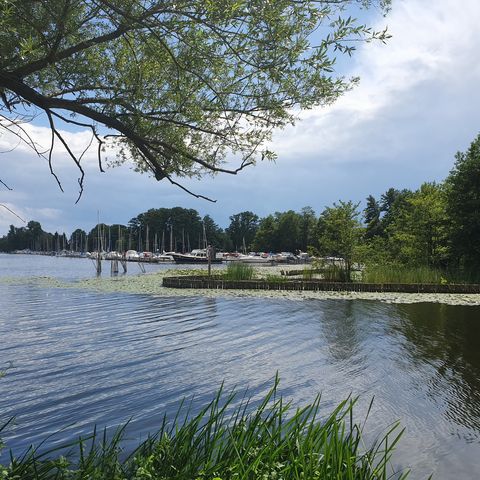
162, 276, 480, 294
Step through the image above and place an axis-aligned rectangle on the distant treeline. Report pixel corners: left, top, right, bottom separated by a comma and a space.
2, 133, 480, 277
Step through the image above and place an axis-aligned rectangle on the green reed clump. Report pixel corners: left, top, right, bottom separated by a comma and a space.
223, 262, 254, 281
362, 264, 449, 284
302, 268, 314, 280
0, 379, 409, 480
322, 264, 348, 282
264, 273, 288, 283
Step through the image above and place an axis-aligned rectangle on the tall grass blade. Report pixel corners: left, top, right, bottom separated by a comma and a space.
1, 379, 410, 479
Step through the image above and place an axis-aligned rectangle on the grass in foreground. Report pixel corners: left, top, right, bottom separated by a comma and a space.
0, 380, 409, 480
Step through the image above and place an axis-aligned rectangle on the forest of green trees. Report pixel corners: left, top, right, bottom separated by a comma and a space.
2, 133, 480, 279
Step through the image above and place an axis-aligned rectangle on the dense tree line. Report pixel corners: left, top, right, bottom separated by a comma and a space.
0, 221, 68, 253
2, 133, 480, 279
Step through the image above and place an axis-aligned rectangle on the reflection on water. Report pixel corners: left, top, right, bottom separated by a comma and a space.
394, 303, 480, 435
0, 252, 206, 281
1, 255, 480, 479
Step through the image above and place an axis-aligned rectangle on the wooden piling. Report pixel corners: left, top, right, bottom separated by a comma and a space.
162, 276, 480, 294
111, 259, 119, 275
120, 259, 127, 273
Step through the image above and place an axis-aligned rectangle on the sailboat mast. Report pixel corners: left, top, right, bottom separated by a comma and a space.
203, 222, 207, 249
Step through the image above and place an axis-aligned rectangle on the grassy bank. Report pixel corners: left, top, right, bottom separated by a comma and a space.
361, 264, 480, 285
361, 265, 446, 284
173, 262, 478, 286
0, 380, 408, 479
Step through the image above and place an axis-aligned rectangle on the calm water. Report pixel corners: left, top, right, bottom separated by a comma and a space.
1, 254, 480, 479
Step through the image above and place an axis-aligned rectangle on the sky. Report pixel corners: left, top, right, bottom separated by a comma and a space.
1, 0, 480, 236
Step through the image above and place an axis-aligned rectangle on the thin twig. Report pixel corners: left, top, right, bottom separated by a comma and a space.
0, 204, 26, 222
0, 179, 13, 190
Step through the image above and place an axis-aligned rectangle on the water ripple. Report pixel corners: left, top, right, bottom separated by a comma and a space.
1, 272, 480, 479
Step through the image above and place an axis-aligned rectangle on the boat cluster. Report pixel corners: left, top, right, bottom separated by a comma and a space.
84, 249, 311, 264
11, 248, 311, 264
222, 251, 310, 264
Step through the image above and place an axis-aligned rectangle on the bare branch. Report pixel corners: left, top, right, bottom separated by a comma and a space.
45, 110, 65, 193
0, 204, 26, 223
165, 175, 216, 202
45, 109, 85, 202
0, 179, 13, 191
0, 113, 49, 158
50, 111, 105, 172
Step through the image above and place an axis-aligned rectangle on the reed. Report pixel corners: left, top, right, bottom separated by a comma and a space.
302, 267, 314, 280
322, 264, 348, 282
0, 379, 409, 480
223, 262, 255, 281
264, 273, 288, 283
362, 264, 447, 284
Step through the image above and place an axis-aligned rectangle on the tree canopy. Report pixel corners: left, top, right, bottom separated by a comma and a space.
226, 211, 259, 252
445, 133, 480, 269
0, 0, 389, 200
317, 200, 362, 279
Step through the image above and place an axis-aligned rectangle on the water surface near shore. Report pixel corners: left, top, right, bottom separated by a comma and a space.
1, 254, 480, 479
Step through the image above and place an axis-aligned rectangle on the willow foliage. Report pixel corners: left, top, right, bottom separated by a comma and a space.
0, 0, 389, 200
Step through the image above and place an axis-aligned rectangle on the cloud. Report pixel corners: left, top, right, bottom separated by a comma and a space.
0, 199, 64, 233
0, 121, 101, 165
274, 0, 480, 161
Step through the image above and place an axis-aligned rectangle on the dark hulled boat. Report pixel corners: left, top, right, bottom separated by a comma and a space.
171, 249, 223, 264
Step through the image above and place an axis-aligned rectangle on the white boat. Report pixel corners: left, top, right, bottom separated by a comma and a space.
125, 250, 140, 260
105, 251, 122, 260
155, 252, 174, 262
270, 252, 296, 263
227, 253, 274, 264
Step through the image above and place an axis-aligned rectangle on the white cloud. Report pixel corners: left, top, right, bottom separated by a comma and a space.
273, 0, 480, 161
0, 200, 64, 233
0, 120, 103, 167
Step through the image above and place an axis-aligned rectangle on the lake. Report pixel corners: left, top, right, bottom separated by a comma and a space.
1, 253, 479, 479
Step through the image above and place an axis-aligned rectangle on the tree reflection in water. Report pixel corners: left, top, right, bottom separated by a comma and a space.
393, 303, 480, 435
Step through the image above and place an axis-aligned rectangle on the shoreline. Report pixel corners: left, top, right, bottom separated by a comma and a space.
2, 269, 480, 305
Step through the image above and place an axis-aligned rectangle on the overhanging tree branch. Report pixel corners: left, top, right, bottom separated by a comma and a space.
0, 0, 390, 202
